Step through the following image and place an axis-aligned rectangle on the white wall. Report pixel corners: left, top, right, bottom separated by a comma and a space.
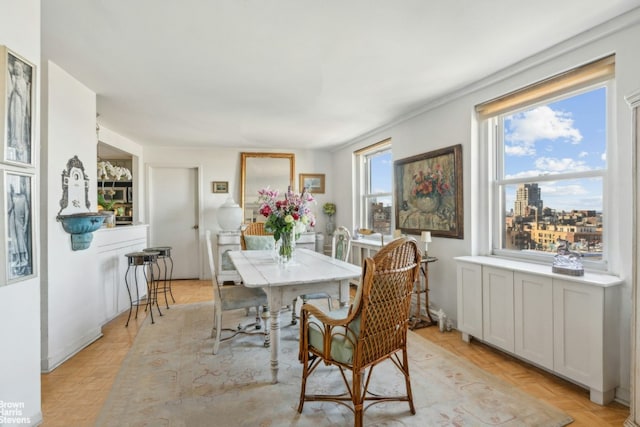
332, 12, 640, 402
0, 1, 42, 425
143, 146, 333, 278
41, 61, 102, 372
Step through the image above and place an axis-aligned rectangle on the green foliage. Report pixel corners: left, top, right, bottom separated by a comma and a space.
98, 192, 116, 211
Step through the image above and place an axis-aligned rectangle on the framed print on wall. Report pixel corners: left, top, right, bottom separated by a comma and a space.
299, 173, 325, 194
212, 181, 229, 193
1, 170, 35, 285
0, 46, 36, 168
394, 144, 463, 239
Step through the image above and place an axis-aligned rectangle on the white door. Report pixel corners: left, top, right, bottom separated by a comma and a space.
149, 166, 200, 279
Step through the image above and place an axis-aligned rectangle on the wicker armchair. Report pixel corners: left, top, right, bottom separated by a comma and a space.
297, 237, 420, 427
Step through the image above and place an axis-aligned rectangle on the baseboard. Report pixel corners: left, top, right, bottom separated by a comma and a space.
41, 328, 103, 373
615, 386, 631, 406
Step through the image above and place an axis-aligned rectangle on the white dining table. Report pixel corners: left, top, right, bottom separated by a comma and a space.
228, 248, 362, 383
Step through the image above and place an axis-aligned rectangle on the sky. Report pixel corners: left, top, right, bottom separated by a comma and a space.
503, 86, 606, 212
367, 86, 606, 214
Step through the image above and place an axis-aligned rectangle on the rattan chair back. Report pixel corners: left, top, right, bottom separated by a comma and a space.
240, 222, 272, 249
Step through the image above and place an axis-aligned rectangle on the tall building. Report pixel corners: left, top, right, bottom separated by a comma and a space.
514, 183, 543, 217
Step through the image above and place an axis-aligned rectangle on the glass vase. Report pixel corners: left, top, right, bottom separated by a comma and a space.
278, 228, 296, 264
326, 215, 336, 237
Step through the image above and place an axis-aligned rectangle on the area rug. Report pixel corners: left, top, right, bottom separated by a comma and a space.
96, 302, 573, 427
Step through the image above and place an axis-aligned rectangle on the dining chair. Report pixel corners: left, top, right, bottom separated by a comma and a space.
290, 226, 352, 324
240, 222, 271, 250
206, 230, 269, 354
297, 237, 421, 427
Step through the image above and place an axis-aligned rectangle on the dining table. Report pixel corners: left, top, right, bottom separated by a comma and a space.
228, 248, 362, 383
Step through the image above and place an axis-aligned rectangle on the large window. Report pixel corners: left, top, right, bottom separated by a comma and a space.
478, 56, 613, 267
355, 139, 393, 235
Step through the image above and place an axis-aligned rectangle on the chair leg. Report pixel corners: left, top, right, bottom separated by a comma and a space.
353, 369, 364, 427
261, 305, 270, 347
212, 307, 222, 355
291, 297, 298, 325
254, 305, 262, 330
298, 352, 309, 413
403, 349, 416, 414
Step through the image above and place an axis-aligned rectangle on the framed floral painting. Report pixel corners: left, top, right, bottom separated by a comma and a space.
394, 144, 463, 238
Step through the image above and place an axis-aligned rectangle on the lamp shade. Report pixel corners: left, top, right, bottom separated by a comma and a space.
217, 198, 242, 231
421, 231, 432, 243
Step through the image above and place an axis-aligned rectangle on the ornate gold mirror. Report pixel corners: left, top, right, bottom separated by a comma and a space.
240, 152, 295, 223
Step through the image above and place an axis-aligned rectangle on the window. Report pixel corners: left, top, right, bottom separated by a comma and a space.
355, 139, 393, 235
477, 55, 613, 267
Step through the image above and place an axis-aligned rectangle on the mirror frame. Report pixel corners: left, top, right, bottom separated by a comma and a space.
240, 152, 295, 222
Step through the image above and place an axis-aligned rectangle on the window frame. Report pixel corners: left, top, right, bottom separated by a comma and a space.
487, 81, 611, 271
355, 139, 393, 236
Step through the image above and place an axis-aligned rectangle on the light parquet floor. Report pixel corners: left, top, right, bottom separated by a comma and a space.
40, 280, 629, 426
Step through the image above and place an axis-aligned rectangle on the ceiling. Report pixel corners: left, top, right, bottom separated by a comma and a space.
42, 1, 640, 151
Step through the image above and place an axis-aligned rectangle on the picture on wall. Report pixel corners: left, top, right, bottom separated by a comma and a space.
299, 173, 325, 194
1, 46, 35, 168
3, 170, 34, 284
212, 181, 229, 193
394, 144, 463, 238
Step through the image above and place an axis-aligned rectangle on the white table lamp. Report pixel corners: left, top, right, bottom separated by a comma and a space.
420, 231, 432, 255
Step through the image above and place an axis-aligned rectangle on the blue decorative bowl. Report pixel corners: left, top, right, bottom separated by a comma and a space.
56, 212, 109, 250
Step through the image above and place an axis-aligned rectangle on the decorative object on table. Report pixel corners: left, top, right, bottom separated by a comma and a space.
420, 231, 432, 256
2, 170, 35, 284
0, 45, 36, 168
211, 181, 228, 193
57, 156, 108, 251
257, 186, 316, 264
216, 197, 242, 231
552, 238, 584, 276
394, 144, 463, 239
299, 173, 325, 194
323, 202, 336, 236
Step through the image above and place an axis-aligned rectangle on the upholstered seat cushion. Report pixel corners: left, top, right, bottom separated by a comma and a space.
244, 235, 275, 250
307, 307, 361, 365
220, 284, 267, 311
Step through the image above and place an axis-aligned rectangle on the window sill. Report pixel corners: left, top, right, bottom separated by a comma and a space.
454, 255, 621, 288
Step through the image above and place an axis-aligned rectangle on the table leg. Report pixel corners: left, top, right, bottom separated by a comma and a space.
268, 289, 282, 384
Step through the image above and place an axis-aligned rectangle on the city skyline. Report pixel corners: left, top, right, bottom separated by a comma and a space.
504, 87, 606, 213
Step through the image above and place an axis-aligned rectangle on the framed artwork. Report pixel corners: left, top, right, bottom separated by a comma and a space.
212, 181, 229, 193
1, 170, 35, 285
394, 144, 463, 239
0, 46, 36, 168
299, 173, 325, 194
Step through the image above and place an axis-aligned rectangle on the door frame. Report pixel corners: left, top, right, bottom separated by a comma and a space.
145, 163, 205, 280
